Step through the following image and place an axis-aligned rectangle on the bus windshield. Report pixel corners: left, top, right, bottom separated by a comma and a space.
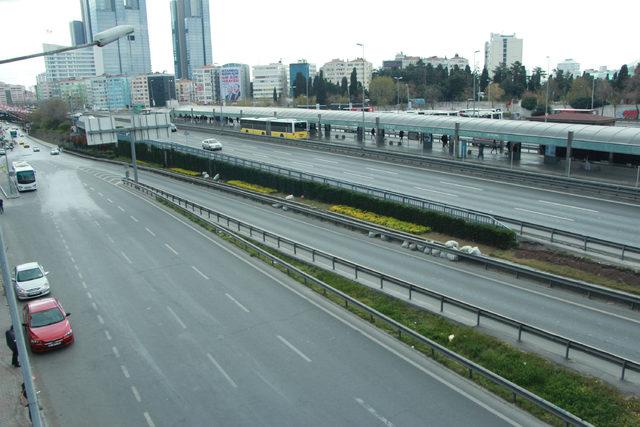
16, 170, 35, 184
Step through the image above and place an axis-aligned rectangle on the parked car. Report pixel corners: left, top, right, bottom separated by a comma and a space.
0, 148, 5, 156
23, 297, 74, 352
202, 138, 222, 151
50, 148, 60, 155
13, 262, 50, 300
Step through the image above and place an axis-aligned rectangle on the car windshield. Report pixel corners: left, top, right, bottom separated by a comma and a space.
30, 307, 65, 328
16, 171, 35, 184
17, 267, 43, 282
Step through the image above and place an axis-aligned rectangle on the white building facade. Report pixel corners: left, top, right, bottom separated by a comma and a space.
193, 65, 220, 104
557, 59, 580, 77
320, 58, 373, 89
252, 62, 288, 99
43, 43, 96, 81
484, 33, 523, 76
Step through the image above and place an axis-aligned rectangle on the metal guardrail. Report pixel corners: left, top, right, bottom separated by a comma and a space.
123, 178, 593, 426
143, 138, 640, 264
131, 165, 640, 311
62, 145, 640, 309
175, 121, 640, 201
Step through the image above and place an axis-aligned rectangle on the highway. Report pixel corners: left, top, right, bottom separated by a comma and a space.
1, 144, 543, 426
168, 126, 640, 247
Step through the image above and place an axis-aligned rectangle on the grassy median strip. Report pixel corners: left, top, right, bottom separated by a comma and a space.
155, 195, 640, 427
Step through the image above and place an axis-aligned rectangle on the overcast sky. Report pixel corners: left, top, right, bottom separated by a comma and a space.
1, 0, 638, 88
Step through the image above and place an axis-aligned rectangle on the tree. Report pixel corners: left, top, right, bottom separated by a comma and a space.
479, 67, 489, 92
625, 64, 640, 112
29, 99, 69, 130
487, 82, 504, 103
349, 67, 358, 102
273, 87, 277, 103
521, 94, 538, 111
527, 67, 543, 92
368, 76, 395, 106
424, 85, 442, 108
340, 77, 348, 97
614, 64, 629, 92
565, 77, 592, 107
294, 72, 307, 98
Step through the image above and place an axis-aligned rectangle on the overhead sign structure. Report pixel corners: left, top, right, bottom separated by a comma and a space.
80, 113, 172, 146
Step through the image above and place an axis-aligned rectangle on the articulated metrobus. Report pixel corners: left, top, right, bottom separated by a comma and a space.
240, 117, 309, 139
11, 161, 36, 191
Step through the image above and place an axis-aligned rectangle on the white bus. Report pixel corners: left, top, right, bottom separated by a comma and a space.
11, 161, 37, 191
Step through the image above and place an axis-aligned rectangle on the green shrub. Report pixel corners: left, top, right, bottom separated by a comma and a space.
330, 205, 430, 234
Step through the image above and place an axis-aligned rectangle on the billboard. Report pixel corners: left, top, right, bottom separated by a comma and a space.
220, 67, 242, 102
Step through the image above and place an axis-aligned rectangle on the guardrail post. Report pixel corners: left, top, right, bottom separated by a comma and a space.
564, 341, 571, 360
550, 230, 555, 243
380, 276, 384, 289
517, 324, 523, 342
476, 310, 481, 326
311, 250, 315, 262
277, 237, 280, 248
354, 266, 358, 279
249, 227, 252, 237
409, 285, 412, 300
293, 242, 297, 254
332, 257, 335, 270
262, 232, 266, 242
621, 245, 626, 261
583, 236, 588, 251
621, 361, 627, 381
440, 296, 444, 312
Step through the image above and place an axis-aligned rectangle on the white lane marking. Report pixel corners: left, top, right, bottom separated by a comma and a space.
414, 186, 459, 197
277, 335, 311, 362
225, 293, 250, 313
82, 281, 87, 289
164, 243, 179, 255
514, 207, 575, 221
112, 346, 120, 358
107, 235, 115, 244
94, 220, 102, 228
343, 172, 372, 179
107, 198, 113, 203
191, 266, 209, 280
355, 398, 395, 427
89, 187, 95, 191
314, 158, 339, 164
145, 227, 156, 237
366, 167, 398, 175
97, 315, 105, 324
291, 161, 315, 167
86, 292, 93, 299
131, 386, 141, 403
92, 302, 98, 311
98, 192, 104, 197
440, 181, 483, 191
206, 353, 238, 388
121, 365, 130, 378
121, 251, 133, 264
538, 200, 599, 213
105, 330, 112, 341
118, 206, 125, 212
167, 306, 187, 329
78, 272, 83, 280
130, 215, 139, 222
74, 265, 80, 271
70, 257, 75, 263
144, 412, 156, 427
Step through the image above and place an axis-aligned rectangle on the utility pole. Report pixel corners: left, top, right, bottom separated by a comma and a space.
545, 56, 550, 123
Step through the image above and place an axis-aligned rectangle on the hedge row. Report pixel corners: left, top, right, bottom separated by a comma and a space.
329, 205, 431, 235
68, 141, 517, 249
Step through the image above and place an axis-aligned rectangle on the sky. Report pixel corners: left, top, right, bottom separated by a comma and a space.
1, 0, 638, 88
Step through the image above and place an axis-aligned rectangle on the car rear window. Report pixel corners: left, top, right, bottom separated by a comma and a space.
30, 308, 65, 328
17, 268, 43, 282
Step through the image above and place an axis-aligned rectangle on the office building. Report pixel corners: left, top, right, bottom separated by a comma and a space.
89, 75, 131, 110
253, 62, 288, 100
170, 0, 212, 80
193, 65, 220, 104
81, 0, 152, 76
320, 58, 373, 89
69, 20, 86, 46
0, 82, 29, 105
557, 59, 580, 77
147, 74, 176, 108
58, 78, 91, 110
219, 63, 250, 102
36, 73, 56, 101
484, 33, 523, 76
43, 43, 96, 81
130, 74, 151, 107
175, 79, 194, 104
583, 66, 614, 80
289, 60, 316, 97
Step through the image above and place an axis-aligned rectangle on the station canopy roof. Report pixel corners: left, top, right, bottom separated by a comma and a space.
175, 105, 640, 155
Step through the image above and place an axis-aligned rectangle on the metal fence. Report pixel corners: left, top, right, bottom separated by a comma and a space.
124, 178, 593, 426
142, 138, 640, 264
125, 178, 640, 390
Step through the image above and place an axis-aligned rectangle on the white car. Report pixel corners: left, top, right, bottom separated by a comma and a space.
14, 262, 50, 300
170, 123, 177, 132
33, 146, 40, 152
50, 148, 60, 155
202, 138, 222, 151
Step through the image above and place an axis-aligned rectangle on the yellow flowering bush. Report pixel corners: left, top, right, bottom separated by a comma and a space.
329, 205, 430, 234
169, 167, 201, 176
227, 180, 278, 194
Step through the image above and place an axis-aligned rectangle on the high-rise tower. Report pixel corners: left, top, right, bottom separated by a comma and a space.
170, 0, 212, 80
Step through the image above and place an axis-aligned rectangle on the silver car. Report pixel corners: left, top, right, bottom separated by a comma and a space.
14, 262, 50, 300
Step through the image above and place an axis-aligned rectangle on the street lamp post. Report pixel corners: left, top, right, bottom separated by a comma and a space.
473, 50, 480, 116
356, 43, 366, 141
394, 77, 403, 111
545, 56, 550, 123
591, 77, 596, 110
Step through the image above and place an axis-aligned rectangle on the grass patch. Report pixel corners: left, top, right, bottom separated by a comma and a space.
227, 180, 278, 194
329, 205, 431, 235
169, 167, 201, 176
154, 193, 640, 427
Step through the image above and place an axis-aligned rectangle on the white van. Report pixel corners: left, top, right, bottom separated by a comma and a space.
202, 138, 222, 151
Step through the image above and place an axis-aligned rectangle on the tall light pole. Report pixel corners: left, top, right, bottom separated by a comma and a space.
545, 56, 550, 123
394, 77, 403, 112
473, 50, 480, 116
356, 43, 366, 139
591, 76, 596, 110
0, 25, 134, 427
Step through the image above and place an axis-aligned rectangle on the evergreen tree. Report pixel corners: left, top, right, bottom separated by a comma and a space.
340, 77, 348, 96
349, 68, 358, 101
479, 67, 489, 92
294, 72, 307, 98
273, 87, 277, 102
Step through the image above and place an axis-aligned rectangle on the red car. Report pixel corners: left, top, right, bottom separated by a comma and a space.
23, 298, 74, 352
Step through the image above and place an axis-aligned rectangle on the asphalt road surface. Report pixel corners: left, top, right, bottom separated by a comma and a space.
1, 143, 544, 426
168, 127, 640, 247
